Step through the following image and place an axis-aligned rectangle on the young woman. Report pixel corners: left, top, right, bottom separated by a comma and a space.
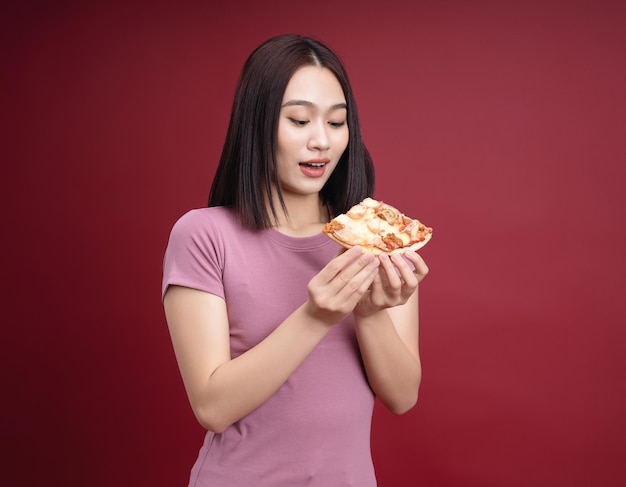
162, 34, 429, 486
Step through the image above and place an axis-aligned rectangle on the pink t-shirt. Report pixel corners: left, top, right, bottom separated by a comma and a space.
162, 207, 377, 486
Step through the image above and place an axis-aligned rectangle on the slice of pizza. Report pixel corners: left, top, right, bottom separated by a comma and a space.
322, 197, 433, 254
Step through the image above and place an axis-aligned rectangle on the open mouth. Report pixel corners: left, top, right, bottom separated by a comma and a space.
299, 162, 326, 168
298, 160, 328, 178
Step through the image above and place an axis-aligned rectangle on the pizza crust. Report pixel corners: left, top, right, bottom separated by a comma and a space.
325, 232, 431, 254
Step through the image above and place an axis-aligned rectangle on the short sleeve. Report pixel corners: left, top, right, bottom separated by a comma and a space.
162, 209, 226, 300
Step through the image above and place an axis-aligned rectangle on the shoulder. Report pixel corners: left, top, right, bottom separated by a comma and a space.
172, 206, 236, 229
163, 208, 238, 299
166, 206, 246, 255
169, 206, 242, 238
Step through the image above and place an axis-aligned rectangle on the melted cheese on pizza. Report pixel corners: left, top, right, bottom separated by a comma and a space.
323, 198, 432, 253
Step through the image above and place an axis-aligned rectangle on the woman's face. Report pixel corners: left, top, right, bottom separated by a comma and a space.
275, 65, 349, 198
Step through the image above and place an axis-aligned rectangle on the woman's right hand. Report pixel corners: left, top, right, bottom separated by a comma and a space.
305, 246, 380, 325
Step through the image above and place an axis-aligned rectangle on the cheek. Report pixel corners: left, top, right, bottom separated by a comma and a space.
275, 138, 286, 158
277, 126, 303, 155
335, 129, 349, 154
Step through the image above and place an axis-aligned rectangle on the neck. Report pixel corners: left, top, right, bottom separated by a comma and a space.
269, 192, 329, 237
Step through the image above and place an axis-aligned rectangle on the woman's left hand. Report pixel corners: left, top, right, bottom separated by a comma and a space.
354, 250, 429, 317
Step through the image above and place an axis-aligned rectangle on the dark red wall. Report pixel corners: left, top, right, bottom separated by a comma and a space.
3, 1, 625, 486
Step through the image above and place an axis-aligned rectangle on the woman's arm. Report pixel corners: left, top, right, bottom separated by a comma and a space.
163, 246, 380, 433
353, 250, 429, 414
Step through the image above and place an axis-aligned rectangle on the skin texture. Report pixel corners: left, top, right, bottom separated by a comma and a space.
163, 66, 429, 434
275, 65, 349, 210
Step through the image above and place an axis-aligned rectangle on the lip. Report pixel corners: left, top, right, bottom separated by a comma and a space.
298, 158, 329, 178
299, 158, 330, 165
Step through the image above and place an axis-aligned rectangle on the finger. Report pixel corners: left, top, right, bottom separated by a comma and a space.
402, 250, 429, 281
337, 252, 379, 292
318, 246, 364, 283
390, 252, 419, 286
365, 272, 387, 307
356, 261, 380, 293
377, 253, 402, 292
333, 259, 380, 309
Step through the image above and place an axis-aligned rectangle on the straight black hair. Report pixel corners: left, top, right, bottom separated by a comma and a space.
208, 34, 375, 230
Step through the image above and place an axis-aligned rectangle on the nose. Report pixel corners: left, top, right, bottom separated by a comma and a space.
307, 121, 330, 151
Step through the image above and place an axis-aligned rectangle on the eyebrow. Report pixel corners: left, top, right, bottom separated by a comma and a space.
281, 100, 347, 110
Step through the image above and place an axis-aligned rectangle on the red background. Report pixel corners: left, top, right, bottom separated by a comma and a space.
3, 1, 625, 486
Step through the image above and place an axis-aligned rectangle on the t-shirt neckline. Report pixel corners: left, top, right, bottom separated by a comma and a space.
264, 227, 335, 251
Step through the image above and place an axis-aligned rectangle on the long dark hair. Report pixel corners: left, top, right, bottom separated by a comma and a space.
208, 34, 375, 230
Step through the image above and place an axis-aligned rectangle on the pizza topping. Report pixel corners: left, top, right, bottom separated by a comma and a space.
324, 220, 345, 233
322, 197, 433, 254
382, 233, 404, 250
375, 207, 400, 225
346, 203, 367, 219
366, 218, 381, 234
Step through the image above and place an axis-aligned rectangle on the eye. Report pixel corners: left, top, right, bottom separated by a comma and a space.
329, 121, 346, 128
289, 118, 309, 126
